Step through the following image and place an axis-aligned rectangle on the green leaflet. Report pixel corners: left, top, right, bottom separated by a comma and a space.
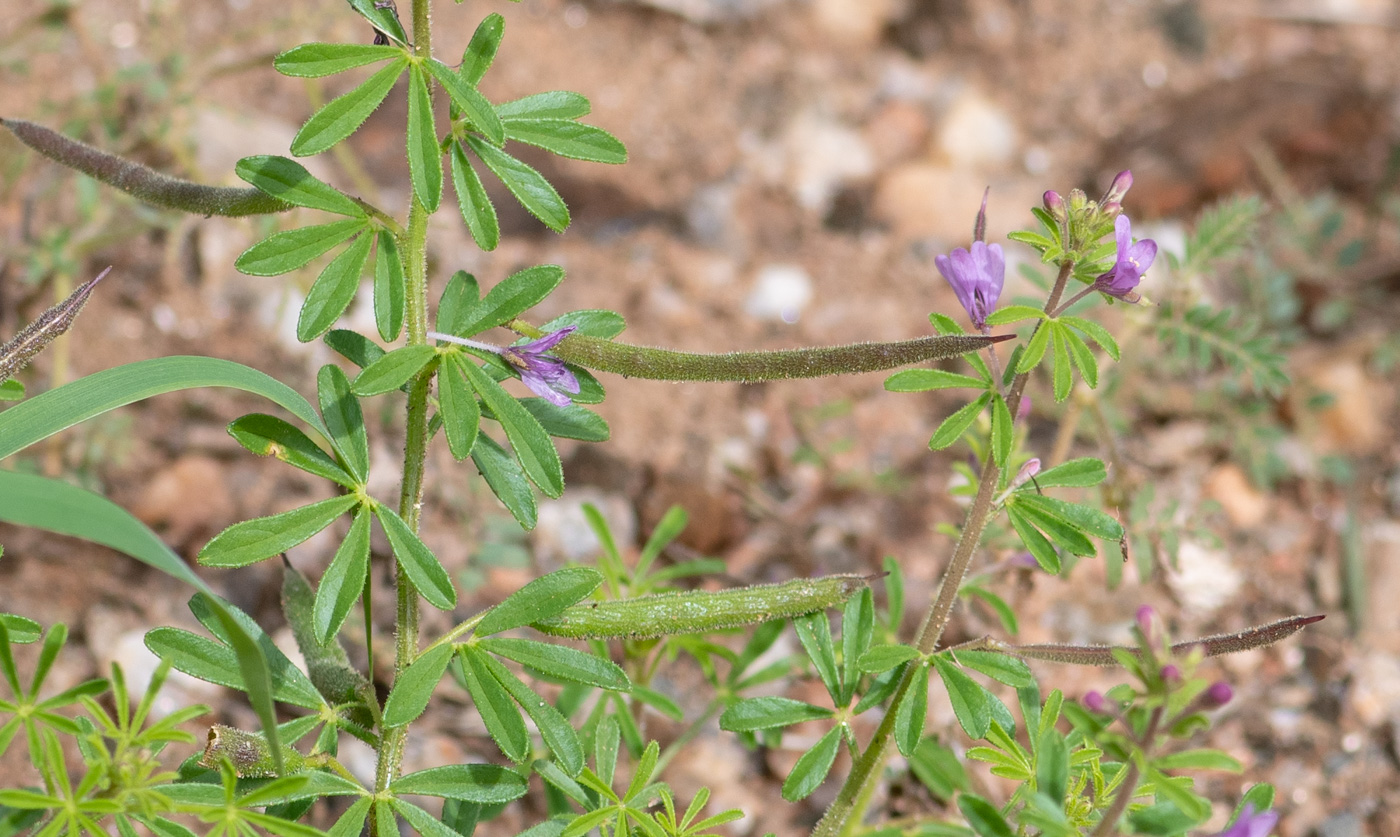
235, 156, 364, 216
298, 231, 374, 342
273, 43, 404, 78
291, 58, 407, 157
198, 495, 359, 569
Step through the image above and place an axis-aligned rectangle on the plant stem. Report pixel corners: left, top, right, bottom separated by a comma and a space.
374, 0, 434, 813
1088, 706, 1162, 837
812, 261, 1075, 837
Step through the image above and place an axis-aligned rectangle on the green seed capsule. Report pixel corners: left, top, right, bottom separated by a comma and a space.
200, 724, 306, 778
531, 574, 870, 639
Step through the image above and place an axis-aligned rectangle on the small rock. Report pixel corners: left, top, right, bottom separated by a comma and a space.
1296, 357, 1386, 454
130, 456, 236, 553
685, 181, 741, 250
101, 629, 223, 720
1166, 539, 1242, 616
784, 113, 875, 215
532, 488, 637, 568
864, 100, 931, 166
1204, 463, 1270, 528
1364, 522, 1400, 653
934, 90, 1018, 170
745, 264, 813, 324
1316, 811, 1364, 837
811, 0, 900, 44
871, 163, 988, 240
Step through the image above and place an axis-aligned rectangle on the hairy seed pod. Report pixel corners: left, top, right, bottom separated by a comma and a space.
986, 614, 1324, 667
3, 119, 292, 217
531, 574, 870, 639
280, 560, 372, 709
548, 332, 1012, 383
0, 267, 109, 383
200, 724, 306, 778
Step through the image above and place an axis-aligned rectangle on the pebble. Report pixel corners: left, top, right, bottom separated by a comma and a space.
1166, 539, 1242, 616
783, 113, 876, 215
745, 264, 813, 323
532, 488, 637, 568
864, 100, 931, 166
871, 163, 988, 240
811, 0, 900, 45
1363, 522, 1400, 652
1348, 650, 1400, 727
1203, 463, 1270, 528
1296, 357, 1386, 454
934, 90, 1018, 170
130, 455, 236, 553
102, 629, 223, 720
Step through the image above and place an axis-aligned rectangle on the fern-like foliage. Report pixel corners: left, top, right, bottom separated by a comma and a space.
1154, 302, 1290, 396
1181, 195, 1264, 276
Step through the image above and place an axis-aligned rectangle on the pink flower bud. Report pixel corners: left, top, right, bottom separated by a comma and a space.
1160, 664, 1181, 683
1017, 396, 1031, 420
1009, 458, 1041, 491
1102, 169, 1133, 205
1042, 190, 1065, 220
1083, 691, 1109, 713
974, 187, 990, 243
1203, 681, 1234, 708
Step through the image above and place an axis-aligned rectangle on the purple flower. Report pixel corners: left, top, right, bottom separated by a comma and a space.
1082, 691, 1109, 713
1210, 804, 1278, 837
500, 327, 581, 407
1102, 170, 1134, 206
1093, 215, 1157, 303
935, 240, 1004, 331
1202, 680, 1234, 708
428, 325, 582, 407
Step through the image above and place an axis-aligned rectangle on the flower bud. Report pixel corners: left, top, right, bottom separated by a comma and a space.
1009, 458, 1041, 491
1160, 663, 1182, 683
1082, 691, 1109, 713
1102, 169, 1134, 205
1042, 190, 1066, 222
1017, 395, 1032, 420
973, 187, 990, 243
1202, 681, 1234, 708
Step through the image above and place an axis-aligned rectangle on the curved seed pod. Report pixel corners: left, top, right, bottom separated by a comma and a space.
975, 614, 1325, 667
280, 560, 372, 708
531, 574, 870, 639
547, 331, 1012, 383
0, 267, 109, 383
2, 118, 292, 217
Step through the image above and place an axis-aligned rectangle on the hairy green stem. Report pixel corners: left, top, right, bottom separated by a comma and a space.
813, 262, 1075, 837
374, 0, 434, 813
1089, 706, 1162, 837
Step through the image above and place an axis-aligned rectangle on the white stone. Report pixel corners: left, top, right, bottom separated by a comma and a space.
745, 264, 814, 324
102, 630, 223, 720
784, 113, 875, 214
533, 488, 637, 567
935, 90, 1018, 170
1166, 539, 1243, 616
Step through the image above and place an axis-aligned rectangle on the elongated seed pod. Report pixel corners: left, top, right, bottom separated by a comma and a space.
280, 561, 372, 707
982, 614, 1324, 667
200, 724, 307, 778
548, 332, 1010, 383
531, 574, 870, 639
0, 267, 109, 383
3, 118, 292, 217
